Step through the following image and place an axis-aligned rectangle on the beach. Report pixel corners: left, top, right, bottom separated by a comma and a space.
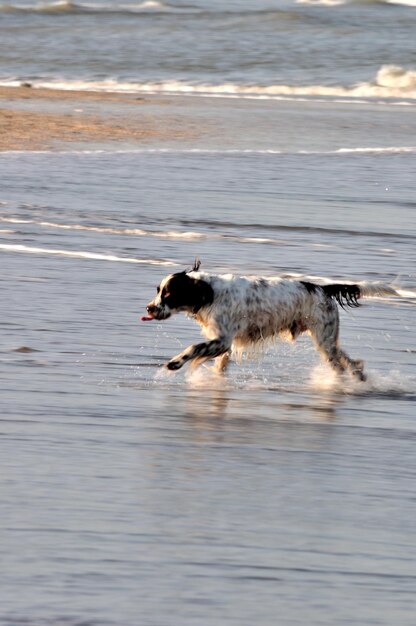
0, 86, 198, 151
1, 1, 416, 625
2, 83, 416, 155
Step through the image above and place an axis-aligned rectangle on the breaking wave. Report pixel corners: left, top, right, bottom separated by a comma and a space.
3, 65, 415, 103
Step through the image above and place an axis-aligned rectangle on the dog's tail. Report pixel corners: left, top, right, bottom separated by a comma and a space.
322, 282, 398, 309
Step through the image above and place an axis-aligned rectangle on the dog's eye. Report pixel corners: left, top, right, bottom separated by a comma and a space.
156, 286, 160, 294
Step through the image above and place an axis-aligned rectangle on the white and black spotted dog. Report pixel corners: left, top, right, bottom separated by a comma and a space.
144, 260, 397, 381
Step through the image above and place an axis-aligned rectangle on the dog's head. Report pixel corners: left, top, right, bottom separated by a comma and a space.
146, 263, 214, 321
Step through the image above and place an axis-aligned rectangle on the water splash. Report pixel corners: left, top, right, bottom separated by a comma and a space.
310, 363, 415, 396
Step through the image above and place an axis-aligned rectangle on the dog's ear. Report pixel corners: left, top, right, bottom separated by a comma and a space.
189, 276, 213, 312
191, 257, 201, 272
162, 271, 213, 313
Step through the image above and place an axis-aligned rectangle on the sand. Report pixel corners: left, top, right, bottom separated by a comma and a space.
0, 85, 197, 151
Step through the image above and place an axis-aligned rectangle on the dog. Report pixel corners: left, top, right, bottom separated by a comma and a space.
144, 260, 397, 381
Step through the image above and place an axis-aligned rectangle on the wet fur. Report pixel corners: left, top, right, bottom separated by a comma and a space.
146, 266, 395, 381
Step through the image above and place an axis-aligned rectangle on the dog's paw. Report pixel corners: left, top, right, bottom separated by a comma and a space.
166, 359, 183, 371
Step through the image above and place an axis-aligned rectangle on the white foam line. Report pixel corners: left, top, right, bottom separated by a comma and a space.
0, 217, 279, 244
336, 146, 416, 154
0, 218, 412, 253
0, 243, 175, 265
0, 218, 207, 241
1, 146, 415, 157
0, 0, 192, 14
4, 64, 415, 104
0, 218, 34, 225
132, 91, 416, 107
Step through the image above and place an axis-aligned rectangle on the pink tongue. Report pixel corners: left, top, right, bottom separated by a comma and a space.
141, 315, 154, 321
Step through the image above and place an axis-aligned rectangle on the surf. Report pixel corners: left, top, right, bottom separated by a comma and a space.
2, 65, 416, 104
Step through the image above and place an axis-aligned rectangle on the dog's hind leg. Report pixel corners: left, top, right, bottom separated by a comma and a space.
310, 304, 366, 381
309, 302, 344, 374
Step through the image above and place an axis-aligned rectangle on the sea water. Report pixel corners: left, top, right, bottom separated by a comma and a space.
1, 0, 416, 102
1, 146, 415, 625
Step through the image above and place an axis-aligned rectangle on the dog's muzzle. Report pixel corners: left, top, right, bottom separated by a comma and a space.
146, 303, 171, 320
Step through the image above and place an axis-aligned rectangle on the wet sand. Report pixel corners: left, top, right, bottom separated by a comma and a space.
0, 86, 196, 150
3, 85, 416, 155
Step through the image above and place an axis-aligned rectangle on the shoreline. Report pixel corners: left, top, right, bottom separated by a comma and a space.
0, 85, 198, 151
2, 84, 416, 155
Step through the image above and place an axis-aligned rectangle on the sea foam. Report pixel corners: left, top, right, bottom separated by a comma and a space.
2, 65, 415, 104
0, 243, 175, 265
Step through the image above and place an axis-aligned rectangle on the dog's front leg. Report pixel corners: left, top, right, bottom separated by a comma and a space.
166, 337, 230, 371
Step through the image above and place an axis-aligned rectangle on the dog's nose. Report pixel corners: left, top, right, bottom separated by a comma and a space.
147, 304, 156, 314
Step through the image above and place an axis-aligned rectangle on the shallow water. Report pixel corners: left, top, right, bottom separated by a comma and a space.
1, 129, 416, 624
